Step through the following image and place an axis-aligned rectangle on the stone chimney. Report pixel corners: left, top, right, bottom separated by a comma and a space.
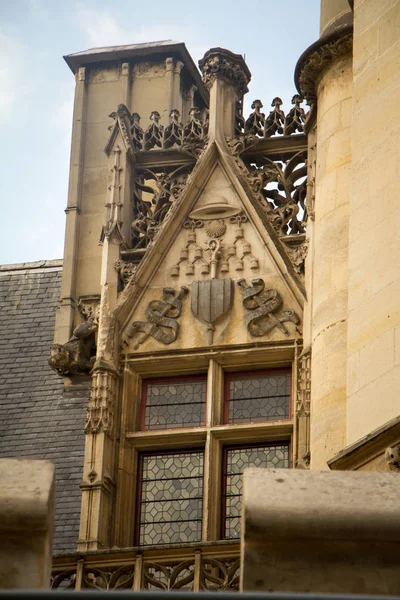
199, 47, 251, 140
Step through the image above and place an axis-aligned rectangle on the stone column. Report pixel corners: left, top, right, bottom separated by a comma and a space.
199, 47, 251, 141
295, 8, 353, 469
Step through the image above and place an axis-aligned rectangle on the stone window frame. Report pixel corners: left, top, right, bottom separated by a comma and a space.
114, 344, 296, 548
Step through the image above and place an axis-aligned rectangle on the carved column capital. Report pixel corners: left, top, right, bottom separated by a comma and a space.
199, 47, 251, 97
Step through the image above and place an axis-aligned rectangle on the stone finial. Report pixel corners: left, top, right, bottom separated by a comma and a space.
199, 47, 251, 97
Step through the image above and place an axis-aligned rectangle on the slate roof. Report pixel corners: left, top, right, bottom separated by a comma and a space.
0, 260, 88, 553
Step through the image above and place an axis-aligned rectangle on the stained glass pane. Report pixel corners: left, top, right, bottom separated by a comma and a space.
139, 451, 204, 545
228, 372, 290, 423
144, 378, 206, 430
224, 444, 289, 539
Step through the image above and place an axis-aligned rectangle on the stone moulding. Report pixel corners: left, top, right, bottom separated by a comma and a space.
295, 26, 353, 104
198, 47, 251, 96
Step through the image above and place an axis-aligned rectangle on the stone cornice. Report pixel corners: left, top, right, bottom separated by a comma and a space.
295, 24, 353, 104
199, 47, 251, 96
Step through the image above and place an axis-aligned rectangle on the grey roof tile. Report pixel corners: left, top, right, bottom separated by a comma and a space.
0, 264, 87, 553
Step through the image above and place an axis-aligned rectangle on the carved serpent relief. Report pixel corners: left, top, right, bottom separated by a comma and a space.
238, 278, 300, 337
124, 287, 188, 350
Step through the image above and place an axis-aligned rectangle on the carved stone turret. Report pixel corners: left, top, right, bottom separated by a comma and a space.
199, 48, 251, 139
199, 47, 251, 97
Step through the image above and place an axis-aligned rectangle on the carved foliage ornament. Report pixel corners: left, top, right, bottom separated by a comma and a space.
295, 33, 353, 103
199, 48, 251, 96
132, 166, 190, 251
284, 239, 309, 275
123, 287, 188, 350
229, 149, 307, 237
238, 278, 300, 337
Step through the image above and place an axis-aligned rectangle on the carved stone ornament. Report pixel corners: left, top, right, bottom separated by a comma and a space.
106, 104, 208, 156
238, 278, 300, 337
191, 278, 233, 345
295, 31, 353, 103
199, 47, 251, 96
85, 368, 117, 437
296, 346, 311, 469
114, 259, 137, 286
171, 209, 259, 279
78, 295, 100, 323
48, 319, 98, 376
385, 445, 400, 471
284, 239, 309, 275
123, 287, 188, 350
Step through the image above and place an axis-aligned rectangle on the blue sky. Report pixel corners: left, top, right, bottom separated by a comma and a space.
0, 0, 320, 264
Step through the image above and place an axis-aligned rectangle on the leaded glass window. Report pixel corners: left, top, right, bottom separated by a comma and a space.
138, 450, 204, 545
141, 376, 206, 430
225, 370, 291, 424
223, 443, 290, 539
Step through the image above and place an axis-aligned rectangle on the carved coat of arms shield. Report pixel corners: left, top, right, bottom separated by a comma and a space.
191, 279, 233, 344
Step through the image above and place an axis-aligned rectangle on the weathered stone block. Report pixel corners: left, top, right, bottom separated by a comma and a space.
242, 468, 400, 594
0, 458, 55, 589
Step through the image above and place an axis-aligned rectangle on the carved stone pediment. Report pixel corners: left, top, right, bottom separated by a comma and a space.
119, 158, 303, 354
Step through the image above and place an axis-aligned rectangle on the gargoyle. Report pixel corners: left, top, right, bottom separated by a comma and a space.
49, 319, 98, 376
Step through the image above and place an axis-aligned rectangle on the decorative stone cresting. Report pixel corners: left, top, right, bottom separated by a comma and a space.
243, 95, 308, 138
199, 47, 251, 96
107, 105, 208, 155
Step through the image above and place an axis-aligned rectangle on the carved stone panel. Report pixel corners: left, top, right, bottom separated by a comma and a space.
191, 279, 233, 344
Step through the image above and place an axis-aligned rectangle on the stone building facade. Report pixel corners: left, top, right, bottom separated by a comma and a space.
1, 0, 400, 592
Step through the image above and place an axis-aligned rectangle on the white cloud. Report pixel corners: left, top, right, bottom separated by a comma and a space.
77, 7, 205, 61
78, 9, 137, 47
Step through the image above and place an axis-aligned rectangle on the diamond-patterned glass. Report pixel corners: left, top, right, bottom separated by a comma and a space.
139, 451, 204, 545
143, 378, 206, 430
223, 444, 289, 539
227, 372, 290, 423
